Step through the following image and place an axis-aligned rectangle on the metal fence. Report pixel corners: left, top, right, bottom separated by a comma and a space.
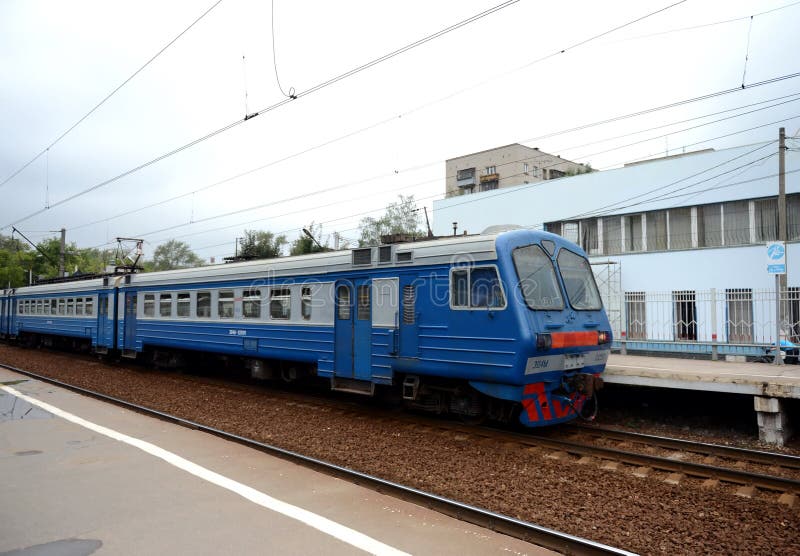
598, 286, 800, 358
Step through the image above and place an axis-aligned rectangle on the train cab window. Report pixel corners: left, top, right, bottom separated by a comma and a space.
301, 287, 312, 320
357, 285, 370, 320
337, 286, 350, 320
557, 249, 602, 310
177, 293, 191, 318
270, 288, 291, 320
67, 298, 76, 316
143, 294, 155, 317
512, 244, 564, 310
197, 291, 211, 318
218, 290, 234, 319
159, 294, 173, 317
243, 289, 261, 319
76, 298, 85, 316
450, 267, 505, 309
85, 298, 94, 316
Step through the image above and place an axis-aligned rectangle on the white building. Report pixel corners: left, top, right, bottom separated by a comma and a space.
433, 141, 800, 357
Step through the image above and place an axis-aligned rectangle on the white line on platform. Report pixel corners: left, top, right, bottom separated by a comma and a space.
0, 385, 410, 556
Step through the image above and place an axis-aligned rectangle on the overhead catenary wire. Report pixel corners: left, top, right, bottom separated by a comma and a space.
0, 0, 521, 232
0, 0, 225, 191
65, 82, 800, 237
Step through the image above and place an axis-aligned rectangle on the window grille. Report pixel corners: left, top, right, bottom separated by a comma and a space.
403, 285, 416, 324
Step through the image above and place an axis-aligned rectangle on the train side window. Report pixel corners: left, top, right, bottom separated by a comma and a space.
143, 294, 155, 317
337, 286, 350, 320
451, 270, 469, 308
85, 297, 94, 316
76, 298, 85, 316
197, 291, 211, 318
58, 299, 65, 315
159, 293, 173, 317
67, 298, 75, 316
301, 287, 312, 320
218, 290, 234, 319
177, 293, 191, 318
357, 285, 370, 320
270, 288, 291, 320
243, 289, 261, 319
50, 299, 57, 315
470, 268, 505, 308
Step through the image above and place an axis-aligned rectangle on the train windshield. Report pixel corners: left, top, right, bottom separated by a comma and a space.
557, 249, 603, 310
512, 245, 564, 310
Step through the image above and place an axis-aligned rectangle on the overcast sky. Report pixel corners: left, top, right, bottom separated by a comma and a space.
1, 0, 799, 262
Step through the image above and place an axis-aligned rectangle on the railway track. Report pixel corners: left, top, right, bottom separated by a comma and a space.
0, 361, 633, 556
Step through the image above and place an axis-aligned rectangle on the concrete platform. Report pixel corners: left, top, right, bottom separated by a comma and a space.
605, 354, 800, 398
604, 354, 800, 445
0, 368, 553, 556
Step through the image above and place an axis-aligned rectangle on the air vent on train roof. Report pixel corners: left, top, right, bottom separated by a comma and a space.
352, 247, 372, 266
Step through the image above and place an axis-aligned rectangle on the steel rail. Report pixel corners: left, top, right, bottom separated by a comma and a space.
0, 362, 634, 556
473, 427, 800, 493
568, 424, 800, 470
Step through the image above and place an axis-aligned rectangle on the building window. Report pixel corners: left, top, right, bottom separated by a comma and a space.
523, 163, 529, 174
726, 288, 753, 343
668, 207, 692, 250
532, 165, 540, 177
646, 211, 667, 251
177, 293, 191, 318
456, 168, 475, 180
673, 290, 697, 341
218, 290, 234, 319
159, 294, 173, 317
625, 214, 643, 252
580, 219, 599, 254
789, 195, 800, 240
485, 166, 496, 175
723, 200, 749, 246
243, 289, 261, 319
480, 180, 498, 192
197, 291, 211, 318
625, 292, 646, 340
270, 288, 291, 320
548, 169, 566, 179
754, 197, 778, 242
697, 203, 722, 247
602, 216, 621, 255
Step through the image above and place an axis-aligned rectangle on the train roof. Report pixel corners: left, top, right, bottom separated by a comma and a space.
9, 229, 565, 292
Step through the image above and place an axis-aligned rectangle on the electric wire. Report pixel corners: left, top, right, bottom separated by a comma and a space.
0, 0, 225, 190
66, 82, 800, 237
0, 0, 520, 232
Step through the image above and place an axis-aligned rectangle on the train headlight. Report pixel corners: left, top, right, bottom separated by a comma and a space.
536, 333, 552, 351
597, 331, 611, 345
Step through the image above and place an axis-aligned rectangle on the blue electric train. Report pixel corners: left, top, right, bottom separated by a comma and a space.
0, 229, 611, 426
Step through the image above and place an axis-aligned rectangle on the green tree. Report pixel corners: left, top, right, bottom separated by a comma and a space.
239, 230, 287, 259
289, 222, 330, 256
152, 240, 204, 271
358, 195, 423, 246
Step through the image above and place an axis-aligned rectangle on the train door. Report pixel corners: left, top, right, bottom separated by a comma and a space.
96, 294, 109, 349
334, 279, 372, 380
123, 292, 137, 351
399, 276, 419, 357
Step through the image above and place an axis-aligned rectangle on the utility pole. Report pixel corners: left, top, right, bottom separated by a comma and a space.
775, 128, 787, 365
58, 228, 66, 277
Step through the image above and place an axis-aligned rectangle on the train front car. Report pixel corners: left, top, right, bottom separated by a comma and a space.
494, 230, 611, 427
